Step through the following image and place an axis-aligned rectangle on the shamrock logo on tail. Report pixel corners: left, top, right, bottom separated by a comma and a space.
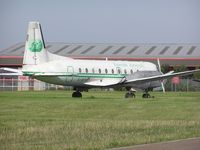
29, 40, 43, 52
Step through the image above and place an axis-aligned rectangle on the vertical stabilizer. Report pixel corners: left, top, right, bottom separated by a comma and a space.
23, 22, 48, 66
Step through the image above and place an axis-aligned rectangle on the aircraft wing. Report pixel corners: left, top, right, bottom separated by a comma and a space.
124, 69, 200, 85
84, 78, 124, 86
193, 79, 200, 82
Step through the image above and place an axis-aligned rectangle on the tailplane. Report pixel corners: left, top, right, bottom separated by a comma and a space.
23, 22, 48, 66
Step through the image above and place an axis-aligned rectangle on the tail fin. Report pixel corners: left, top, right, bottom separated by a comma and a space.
23, 22, 48, 66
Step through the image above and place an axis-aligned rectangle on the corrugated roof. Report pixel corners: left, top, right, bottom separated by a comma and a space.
67, 45, 83, 54
187, 46, 196, 55
127, 46, 139, 54
159, 46, 169, 55
113, 46, 126, 54
81, 46, 95, 54
173, 46, 183, 55
145, 46, 157, 55
0, 43, 200, 59
99, 46, 113, 54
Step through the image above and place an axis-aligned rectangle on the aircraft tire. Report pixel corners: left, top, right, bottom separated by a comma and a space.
125, 92, 135, 98
72, 91, 82, 98
142, 93, 150, 98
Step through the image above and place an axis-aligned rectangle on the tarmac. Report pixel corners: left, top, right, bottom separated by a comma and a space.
110, 138, 200, 150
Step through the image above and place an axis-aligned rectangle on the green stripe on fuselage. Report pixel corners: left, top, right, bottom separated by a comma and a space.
76, 73, 124, 78
23, 71, 125, 78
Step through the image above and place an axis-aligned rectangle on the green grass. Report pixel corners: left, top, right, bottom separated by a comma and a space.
0, 91, 200, 150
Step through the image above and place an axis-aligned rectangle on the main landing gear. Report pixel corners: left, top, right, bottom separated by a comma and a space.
125, 91, 135, 98
72, 90, 82, 98
72, 87, 87, 98
142, 89, 154, 98
124, 87, 154, 99
125, 87, 136, 98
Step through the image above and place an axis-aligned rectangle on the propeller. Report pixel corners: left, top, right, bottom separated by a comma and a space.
157, 58, 166, 93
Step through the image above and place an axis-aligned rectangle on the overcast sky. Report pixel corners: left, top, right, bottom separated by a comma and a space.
0, 0, 200, 50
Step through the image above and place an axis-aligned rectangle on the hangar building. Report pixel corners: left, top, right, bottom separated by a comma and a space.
0, 42, 200, 91
0, 42, 200, 68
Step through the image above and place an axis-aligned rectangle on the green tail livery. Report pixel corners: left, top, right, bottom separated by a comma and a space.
29, 40, 43, 52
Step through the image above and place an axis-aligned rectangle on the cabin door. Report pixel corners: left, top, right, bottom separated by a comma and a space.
66, 66, 74, 82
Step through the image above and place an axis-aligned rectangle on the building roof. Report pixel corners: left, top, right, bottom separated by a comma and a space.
0, 42, 200, 67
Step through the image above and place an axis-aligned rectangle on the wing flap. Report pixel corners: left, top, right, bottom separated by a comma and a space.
84, 78, 123, 87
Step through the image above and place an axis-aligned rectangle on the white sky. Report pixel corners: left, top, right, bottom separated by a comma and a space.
0, 0, 200, 50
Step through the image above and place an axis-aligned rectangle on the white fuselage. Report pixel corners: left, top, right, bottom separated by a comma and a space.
22, 58, 158, 87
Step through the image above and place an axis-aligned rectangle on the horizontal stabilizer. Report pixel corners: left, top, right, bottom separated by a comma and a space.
0, 68, 23, 76
0, 67, 22, 73
0, 73, 23, 76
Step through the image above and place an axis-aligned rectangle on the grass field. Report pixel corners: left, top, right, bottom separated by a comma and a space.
0, 91, 200, 150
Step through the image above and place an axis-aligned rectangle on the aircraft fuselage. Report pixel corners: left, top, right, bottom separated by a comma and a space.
23, 59, 160, 89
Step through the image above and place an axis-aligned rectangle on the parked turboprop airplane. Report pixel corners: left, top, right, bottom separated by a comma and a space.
1, 22, 200, 98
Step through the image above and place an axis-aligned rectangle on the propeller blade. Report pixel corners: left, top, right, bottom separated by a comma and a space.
157, 58, 161, 72
157, 59, 166, 93
161, 81, 166, 93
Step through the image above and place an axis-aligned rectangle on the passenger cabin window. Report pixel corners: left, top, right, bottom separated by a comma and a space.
98, 69, 101, 74
79, 68, 82, 73
92, 68, 95, 73
85, 68, 88, 73
124, 69, 127, 74
111, 69, 114, 74
105, 68, 108, 74
130, 69, 133, 74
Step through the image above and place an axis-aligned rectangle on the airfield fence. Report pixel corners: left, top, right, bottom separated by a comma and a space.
0, 77, 72, 91
0, 76, 200, 92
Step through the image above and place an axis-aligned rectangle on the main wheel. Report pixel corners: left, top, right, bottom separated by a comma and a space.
142, 93, 147, 98
132, 93, 136, 98
125, 92, 130, 98
125, 92, 135, 98
72, 91, 82, 98
142, 93, 150, 98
